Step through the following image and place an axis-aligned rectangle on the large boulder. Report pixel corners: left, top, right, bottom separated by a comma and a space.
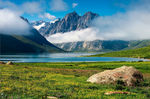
87, 66, 143, 86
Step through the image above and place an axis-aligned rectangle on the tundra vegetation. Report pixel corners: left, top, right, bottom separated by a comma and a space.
0, 62, 150, 99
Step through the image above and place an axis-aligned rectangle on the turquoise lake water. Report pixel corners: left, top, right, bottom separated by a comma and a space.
0, 53, 148, 62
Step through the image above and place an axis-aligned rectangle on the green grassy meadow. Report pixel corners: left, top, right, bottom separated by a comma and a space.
0, 62, 150, 99
89, 45, 150, 58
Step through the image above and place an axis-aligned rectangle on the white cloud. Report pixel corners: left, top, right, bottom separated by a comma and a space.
47, 8, 150, 43
0, 0, 21, 14
0, 9, 30, 35
0, 0, 42, 14
47, 0, 150, 43
92, 10, 150, 41
72, 3, 78, 8
39, 13, 56, 20
50, 0, 68, 11
0, 0, 17, 9
22, 2, 42, 14
46, 28, 101, 43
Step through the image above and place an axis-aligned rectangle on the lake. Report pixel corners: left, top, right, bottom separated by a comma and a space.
0, 53, 148, 62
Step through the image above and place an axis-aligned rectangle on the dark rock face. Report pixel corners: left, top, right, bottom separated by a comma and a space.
77, 12, 99, 29
32, 11, 99, 36
20, 16, 29, 23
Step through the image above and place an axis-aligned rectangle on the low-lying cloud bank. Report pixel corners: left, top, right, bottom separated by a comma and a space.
46, 28, 101, 43
47, 0, 150, 43
0, 9, 30, 35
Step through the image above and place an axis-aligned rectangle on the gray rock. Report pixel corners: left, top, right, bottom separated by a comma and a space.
87, 66, 143, 86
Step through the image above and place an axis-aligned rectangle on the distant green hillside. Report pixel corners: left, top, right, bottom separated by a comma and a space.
127, 40, 150, 49
90, 45, 150, 58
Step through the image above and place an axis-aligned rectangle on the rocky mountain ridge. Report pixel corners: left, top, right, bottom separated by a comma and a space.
54, 39, 150, 52
54, 40, 129, 52
31, 11, 150, 52
31, 11, 99, 36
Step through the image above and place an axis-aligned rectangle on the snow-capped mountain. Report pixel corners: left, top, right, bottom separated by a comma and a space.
30, 11, 150, 52
31, 11, 99, 36
33, 23, 45, 30
31, 19, 60, 35
31, 21, 46, 30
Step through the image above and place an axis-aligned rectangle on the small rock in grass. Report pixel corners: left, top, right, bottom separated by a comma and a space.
6, 61, 14, 65
0, 61, 5, 64
104, 91, 130, 95
47, 96, 58, 99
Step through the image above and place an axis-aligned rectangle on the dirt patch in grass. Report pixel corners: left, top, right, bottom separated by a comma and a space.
143, 73, 150, 79
36, 67, 101, 77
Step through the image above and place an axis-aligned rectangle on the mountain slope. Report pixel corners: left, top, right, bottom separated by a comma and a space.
0, 33, 63, 54
127, 40, 150, 49
0, 21, 64, 54
90, 45, 150, 58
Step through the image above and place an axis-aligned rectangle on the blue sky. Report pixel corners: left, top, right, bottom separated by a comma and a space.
1, 0, 150, 42
0, 0, 140, 21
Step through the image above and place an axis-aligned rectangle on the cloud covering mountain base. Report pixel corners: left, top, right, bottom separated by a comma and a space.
46, 0, 150, 43
47, 9, 150, 44
46, 28, 101, 43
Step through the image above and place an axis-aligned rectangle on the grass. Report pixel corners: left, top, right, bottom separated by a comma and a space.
0, 62, 150, 99
89, 45, 150, 58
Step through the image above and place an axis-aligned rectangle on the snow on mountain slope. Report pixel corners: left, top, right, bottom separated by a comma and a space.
31, 11, 99, 36
33, 22, 45, 30
50, 19, 59, 24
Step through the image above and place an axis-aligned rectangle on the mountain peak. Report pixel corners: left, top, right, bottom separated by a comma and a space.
64, 11, 80, 21
84, 11, 99, 17
69, 11, 78, 15
85, 11, 93, 14
20, 16, 29, 23
65, 11, 79, 18
32, 11, 99, 35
